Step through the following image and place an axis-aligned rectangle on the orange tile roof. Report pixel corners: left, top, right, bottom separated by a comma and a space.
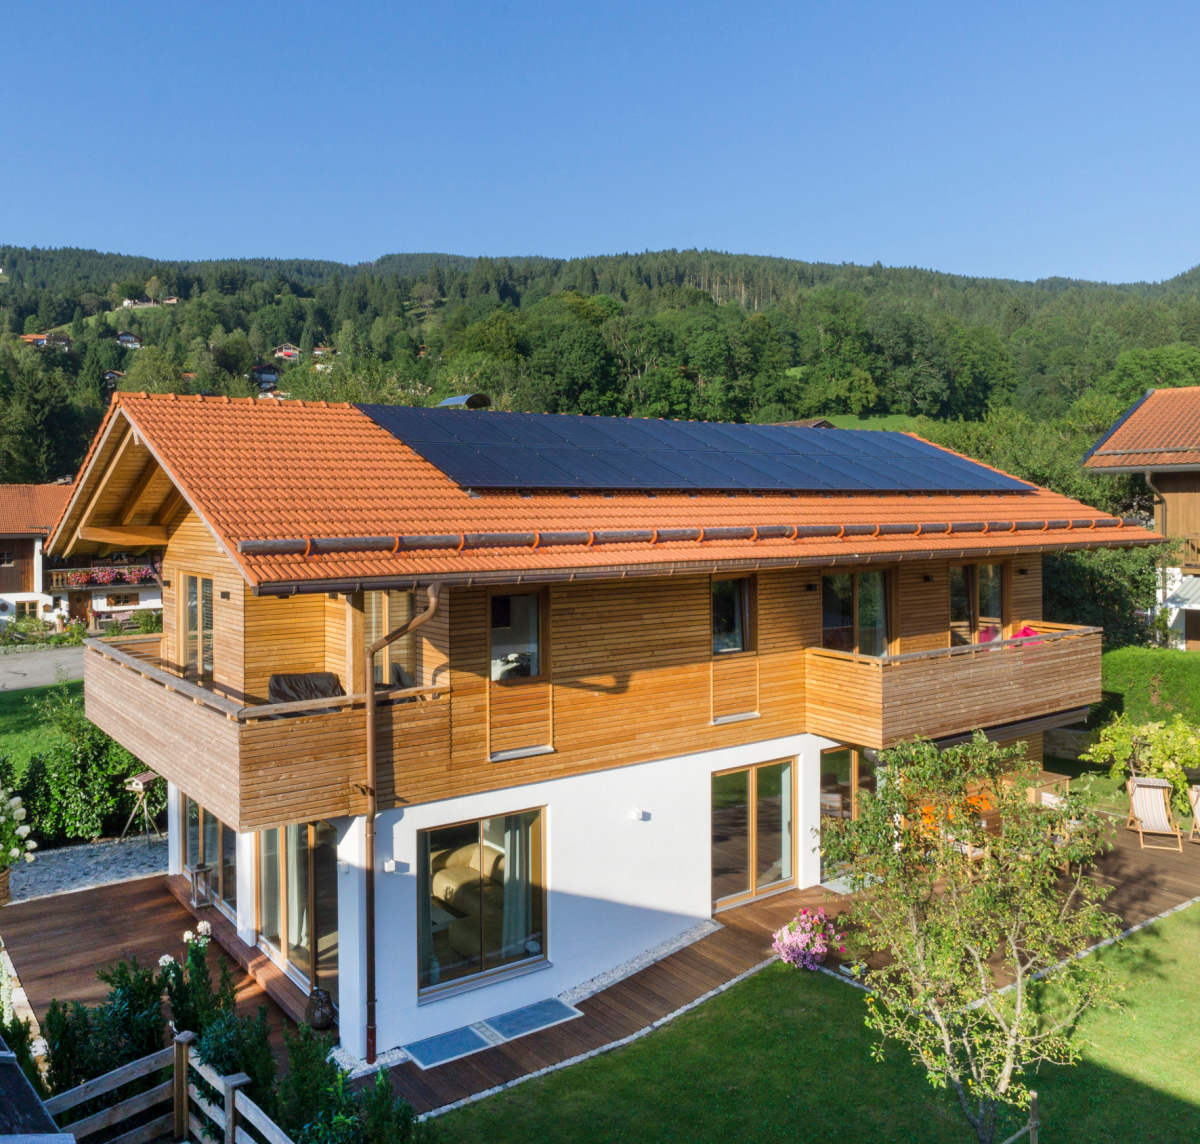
0, 484, 73, 536
58, 394, 1158, 590
1084, 387, 1200, 470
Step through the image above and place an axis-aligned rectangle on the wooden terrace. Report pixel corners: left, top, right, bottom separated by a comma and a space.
2, 824, 1195, 1118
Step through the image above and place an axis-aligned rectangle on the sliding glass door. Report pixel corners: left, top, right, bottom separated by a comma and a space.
183, 795, 236, 917
257, 821, 339, 1005
711, 759, 795, 907
819, 746, 879, 879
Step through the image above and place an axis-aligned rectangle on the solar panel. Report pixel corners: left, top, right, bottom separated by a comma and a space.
357, 405, 1033, 493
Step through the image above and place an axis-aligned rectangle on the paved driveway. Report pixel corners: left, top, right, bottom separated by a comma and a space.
0, 646, 85, 690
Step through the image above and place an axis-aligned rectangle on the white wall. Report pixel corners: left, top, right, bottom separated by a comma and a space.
334, 731, 831, 1056
167, 782, 182, 875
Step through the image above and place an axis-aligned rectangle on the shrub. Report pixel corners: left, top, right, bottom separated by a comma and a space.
1, 1012, 47, 1098
1082, 713, 1199, 813
132, 609, 163, 634
278, 1023, 341, 1135
0, 783, 36, 870
292, 1067, 435, 1144
196, 1007, 277, 1115
161, 925, 236, 1037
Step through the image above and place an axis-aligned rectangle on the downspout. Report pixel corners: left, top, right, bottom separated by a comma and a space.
363, 582, 441, 1064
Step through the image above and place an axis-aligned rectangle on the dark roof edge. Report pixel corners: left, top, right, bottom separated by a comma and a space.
1083, 389, 1156, 465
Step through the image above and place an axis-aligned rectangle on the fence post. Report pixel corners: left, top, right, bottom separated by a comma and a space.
174, 1031, 196, 1141
1028, 1091, 1039, 1144
223, 1072, 251, 1144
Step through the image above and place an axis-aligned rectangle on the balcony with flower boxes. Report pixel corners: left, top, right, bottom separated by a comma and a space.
48, 561, 161, 591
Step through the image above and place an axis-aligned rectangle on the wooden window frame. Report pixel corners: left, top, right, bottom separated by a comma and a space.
948, 560, 1012, 645
180, 795, 236, 923
106, 592, 140, 608
711, 757, 798, 910
176, 570, 214, 685
819, 744, 878, 821
416, 805, 547, 998
486, 586, 550, 687
710, 573, 757, 658
821, 568, 896, 656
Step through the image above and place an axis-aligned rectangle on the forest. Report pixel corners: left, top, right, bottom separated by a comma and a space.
0, 243, 1192, 641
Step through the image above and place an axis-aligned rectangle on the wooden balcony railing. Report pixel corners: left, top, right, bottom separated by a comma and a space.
48, 564, 159, 590
804, 621, 1102, 749
83, 636, 451, 832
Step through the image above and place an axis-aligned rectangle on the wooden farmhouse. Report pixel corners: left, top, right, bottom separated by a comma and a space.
1084, 385, 1200, 648
0, 483, 72, 623
46, 393, 1158, 1064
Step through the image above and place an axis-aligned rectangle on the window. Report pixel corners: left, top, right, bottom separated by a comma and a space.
711, 760, 794, 905
819, 746, 879, 878
950, 563, 1005, 646
712, 578, 752, 654
257, 821, 339, 1005
0, 553, 13, 567
106, 593, 140, 607
15, 601, 36, 618
822, 570, 890, 656
183, 796, 237, 916
183, 574, 214, 683
417, 809, 544, 991
365, 589, 417, 687
490, 593, 540, 681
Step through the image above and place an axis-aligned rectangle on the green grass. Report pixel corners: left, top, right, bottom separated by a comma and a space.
821, 413, 922, 431
1099, 646, 1200, 725
436, 907, 1200, 1144
0, 680, 78, 781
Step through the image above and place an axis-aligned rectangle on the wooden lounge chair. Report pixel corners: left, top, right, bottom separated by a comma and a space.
1189, 787, 1200, 844
1126, 777, 1183, 852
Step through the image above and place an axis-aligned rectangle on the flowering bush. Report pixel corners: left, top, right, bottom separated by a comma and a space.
772, 907, 844, 971
0, 787, 37, 871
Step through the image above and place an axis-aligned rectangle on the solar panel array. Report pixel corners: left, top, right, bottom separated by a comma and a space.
357, 405, 1033, 493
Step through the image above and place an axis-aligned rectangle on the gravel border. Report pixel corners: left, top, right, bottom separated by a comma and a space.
7, 836, 169, 904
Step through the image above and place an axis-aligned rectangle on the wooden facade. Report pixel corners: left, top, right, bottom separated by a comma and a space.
1151, 472, 1200, 572
0, 538, 35, 593
85, 530, 1099, 831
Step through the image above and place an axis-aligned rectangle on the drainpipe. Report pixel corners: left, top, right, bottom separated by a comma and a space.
363, 582, 441, 1064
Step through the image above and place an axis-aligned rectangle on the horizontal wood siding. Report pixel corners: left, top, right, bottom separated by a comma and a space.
0, 540, 35, 593
163, 511, 245, 697
489, 681, 552, 755
324, 592, 347, 687
805, 630, 1101, 750
711, 653, 758, 720
84, 647, 241, 825
995, 731, 1044, 765
756, 567, 815, 724
375, 698, 453, 807
449, 587, 489, 773
419, 603, 451, 688
1011, 554, 1043, 623
897, 560, 950, 653
239, 707, 364, 828
243, 591, 326, 704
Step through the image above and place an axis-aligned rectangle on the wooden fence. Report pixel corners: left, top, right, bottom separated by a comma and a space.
42, 1031, 295, 1144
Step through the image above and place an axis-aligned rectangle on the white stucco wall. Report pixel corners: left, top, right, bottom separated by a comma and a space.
333, 730, 833, 1058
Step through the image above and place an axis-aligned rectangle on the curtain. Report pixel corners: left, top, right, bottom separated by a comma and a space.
501, 814, 531, 959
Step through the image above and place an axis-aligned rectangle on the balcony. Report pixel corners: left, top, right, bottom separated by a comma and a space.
48, 563, 160, 591
82, 635, 451, 832
804, 622, 1102, 750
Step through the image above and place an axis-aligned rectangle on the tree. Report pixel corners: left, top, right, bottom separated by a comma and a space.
119, 345, 183, 394
144, 276, 162, 303
821, 734, 1120, 1144
70, 307, 84, 341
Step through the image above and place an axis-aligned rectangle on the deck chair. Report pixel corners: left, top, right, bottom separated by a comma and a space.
1126, 777, 1183, 852
1189, 787, 1200, 844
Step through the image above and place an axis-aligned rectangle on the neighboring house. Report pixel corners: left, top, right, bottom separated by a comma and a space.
117, 332, 142, 349
46, 394, 1157, 1064
251, 364, 281, 389
1084, 385, 1200, 648
163, 296, 179, 305
0, 483, 74, 624
18, 332, 48, 347
103, 370, 126, 387
273, 342, 301, 360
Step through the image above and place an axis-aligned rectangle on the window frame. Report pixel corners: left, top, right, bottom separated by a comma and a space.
710, 573, 757, 657
416, 804, 547, 999
821, 569, 895, 657
180, 795, 238, 922
710, 757, 798, 910
176, 570, 215, 684
948, 560, 1011, 646
486, 587, 549, 686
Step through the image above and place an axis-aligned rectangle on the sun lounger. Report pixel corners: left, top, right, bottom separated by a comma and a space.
1189, 786, 1200, 844
1126, 777, 1183, 852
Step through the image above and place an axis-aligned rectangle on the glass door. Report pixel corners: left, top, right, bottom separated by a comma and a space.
184, 574, 214, 683
711, 759, 795, 907
819, 746, 879, 879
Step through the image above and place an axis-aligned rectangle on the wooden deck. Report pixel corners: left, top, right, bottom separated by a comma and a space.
0, 875, 292, 1050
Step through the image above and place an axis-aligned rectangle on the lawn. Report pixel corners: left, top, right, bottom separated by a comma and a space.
0, 679, 78, 781
821, 413, 922, 432
435, 906, 1200, 1144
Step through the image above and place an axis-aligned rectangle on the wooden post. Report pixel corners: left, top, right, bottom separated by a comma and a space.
1028, 1091, 1039, 1144
222, 1072, 251, 1144
345, 593, 366, 695
173, 1031, 195, 1141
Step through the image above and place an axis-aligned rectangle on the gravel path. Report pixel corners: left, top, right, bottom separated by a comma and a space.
8, 836, 168, 903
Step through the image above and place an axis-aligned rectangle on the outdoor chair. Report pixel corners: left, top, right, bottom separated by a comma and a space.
1126, 777, 1183, 852
1189, 787, 1200, 844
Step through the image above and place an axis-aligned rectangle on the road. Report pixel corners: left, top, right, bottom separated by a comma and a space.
0, 646, 85, 691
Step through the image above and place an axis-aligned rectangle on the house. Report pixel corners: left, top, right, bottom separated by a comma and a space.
117, 332, 142, 349
17, 333, 49, 347
251, 364, 281, 390
46, 395, 1157, 1065
0, 483, 75, 624
103, 370, 126, 387
1084, 385, 1200, 648
163, 296, 179, 305
273, 343, 301, 360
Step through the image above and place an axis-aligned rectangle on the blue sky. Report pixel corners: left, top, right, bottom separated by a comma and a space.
5, 2, 1199, 282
